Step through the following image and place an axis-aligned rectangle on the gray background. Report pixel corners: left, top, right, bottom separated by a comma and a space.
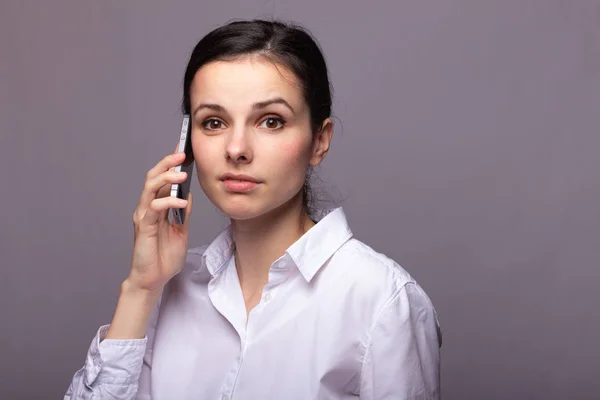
1, 1, 598, 399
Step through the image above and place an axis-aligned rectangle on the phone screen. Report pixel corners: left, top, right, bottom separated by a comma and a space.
170, 115, 194, 224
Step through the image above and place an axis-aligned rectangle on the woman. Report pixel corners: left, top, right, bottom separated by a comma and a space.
65, 19, 441, 400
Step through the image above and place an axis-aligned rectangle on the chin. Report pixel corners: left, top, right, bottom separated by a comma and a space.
202, 182, 303, 222
215, 194, 302, 222
219, 205, 265, 221
212, 195, 272, 221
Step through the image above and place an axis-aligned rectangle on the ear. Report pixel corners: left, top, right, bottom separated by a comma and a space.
309, 118, 334, 167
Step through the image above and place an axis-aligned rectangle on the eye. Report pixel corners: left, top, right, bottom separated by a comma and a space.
201, 118, 226, 130
259, 116, 286, 130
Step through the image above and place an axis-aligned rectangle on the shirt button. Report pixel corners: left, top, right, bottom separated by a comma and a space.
263, 292, 271, 301
222, 395, 230, 400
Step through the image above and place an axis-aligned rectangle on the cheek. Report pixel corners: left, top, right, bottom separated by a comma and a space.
276, 140, 311, 170
268, 139, 312, 190
191, 135, 218, 174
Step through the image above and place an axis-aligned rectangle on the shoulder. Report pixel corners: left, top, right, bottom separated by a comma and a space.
330, 238, 438, 321
330, 237, 416, 294
312, 237, 427, 316
334, 238, 442, 344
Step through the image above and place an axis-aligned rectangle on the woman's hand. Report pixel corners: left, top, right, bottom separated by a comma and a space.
127, 148, 193, 293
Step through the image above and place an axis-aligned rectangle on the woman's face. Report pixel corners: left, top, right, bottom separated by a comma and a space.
189, 57, 331, 220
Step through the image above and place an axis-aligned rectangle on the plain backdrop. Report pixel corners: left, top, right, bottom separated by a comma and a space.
1, 1, 599, 399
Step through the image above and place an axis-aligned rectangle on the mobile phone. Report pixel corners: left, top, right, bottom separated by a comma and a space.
170, 114, 194, 224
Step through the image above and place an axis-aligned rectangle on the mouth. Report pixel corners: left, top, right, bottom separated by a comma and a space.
220, 173, 261, 183
219, 173, 262, 192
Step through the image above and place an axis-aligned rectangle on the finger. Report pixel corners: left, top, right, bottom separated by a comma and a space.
133, 144, 187, 226
156, 179, 173, 200
155, 143, 185, 201
168, 143, 180, 173
149, 143, 186, 226
142, 195, 189, 227
137, 152, 184, 213
157, 180, 181, 228
138, 170, 188, 211
145, 152, 186, 184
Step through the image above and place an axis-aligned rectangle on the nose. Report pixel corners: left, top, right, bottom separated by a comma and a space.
225, 126, 253, 164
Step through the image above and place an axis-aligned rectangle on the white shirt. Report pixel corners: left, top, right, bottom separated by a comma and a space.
65, 207, 442, 399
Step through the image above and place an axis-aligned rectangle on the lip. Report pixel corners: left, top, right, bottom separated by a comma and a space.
219, 173, 261, 183
220, 173, 262, 193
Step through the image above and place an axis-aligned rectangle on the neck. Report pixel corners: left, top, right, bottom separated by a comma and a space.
231, 193, 315, 289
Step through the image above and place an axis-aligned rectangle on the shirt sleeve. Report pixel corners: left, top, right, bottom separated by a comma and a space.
64, 298, 161, 400
359, 282, 442, 400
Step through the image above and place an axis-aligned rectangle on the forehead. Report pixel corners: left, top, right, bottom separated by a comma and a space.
190, 57, 305, 109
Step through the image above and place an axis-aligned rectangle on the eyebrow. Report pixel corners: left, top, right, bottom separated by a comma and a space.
252, 97, 295, 113
192, 97, 295, 117
192, 103, 225, 116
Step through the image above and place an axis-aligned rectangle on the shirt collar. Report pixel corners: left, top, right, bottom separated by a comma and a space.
285, 207, 353, 281
198, 207, 353, 282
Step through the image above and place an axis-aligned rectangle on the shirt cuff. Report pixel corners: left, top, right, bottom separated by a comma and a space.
84, 324, 148, 387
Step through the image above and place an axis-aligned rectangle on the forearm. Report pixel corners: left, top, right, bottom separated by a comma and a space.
105, 279, 162, 340
64, 279, 158, 399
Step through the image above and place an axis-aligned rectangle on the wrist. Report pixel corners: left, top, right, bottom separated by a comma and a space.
121, 278, 163, 301
104, 279, 161, 340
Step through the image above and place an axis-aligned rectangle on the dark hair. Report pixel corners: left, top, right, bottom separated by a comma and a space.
181, 19, 333, 218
